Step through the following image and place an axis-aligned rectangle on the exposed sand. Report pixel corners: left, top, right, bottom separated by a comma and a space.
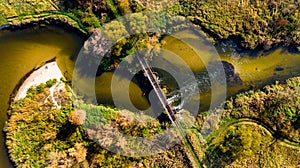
15, 61, 63, 100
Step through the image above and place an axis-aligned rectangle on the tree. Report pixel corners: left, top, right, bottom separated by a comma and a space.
129, 13, 148, 34
102, 20, 131, 58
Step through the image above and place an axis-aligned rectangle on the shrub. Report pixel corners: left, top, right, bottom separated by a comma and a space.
69, 109, 86, 125
46, 79, 57, 88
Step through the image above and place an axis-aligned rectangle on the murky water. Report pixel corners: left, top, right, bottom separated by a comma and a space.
0, 27, 300, 167
0, 26, 83, 167
0, 26, 149, 167
162, 30, 300, 110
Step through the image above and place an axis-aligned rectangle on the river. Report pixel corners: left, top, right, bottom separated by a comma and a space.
0, 25, 83, 167
0, 26, 300, 167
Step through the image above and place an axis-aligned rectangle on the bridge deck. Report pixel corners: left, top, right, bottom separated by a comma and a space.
136, 54, 176, 121
133, 47, 201, 167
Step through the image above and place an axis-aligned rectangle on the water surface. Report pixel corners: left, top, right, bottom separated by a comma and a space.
0, 26, 83, 167
1, 27, 300, 167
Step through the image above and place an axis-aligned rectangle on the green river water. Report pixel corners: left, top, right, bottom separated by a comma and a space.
0, 27, 299, 167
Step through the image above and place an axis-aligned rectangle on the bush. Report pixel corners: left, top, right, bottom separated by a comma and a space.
218, 125, 262, 160
46, 79, 57, 88
36, 83, 46, 93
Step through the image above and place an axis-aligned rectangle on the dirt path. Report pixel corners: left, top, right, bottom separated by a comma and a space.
222, 118, 300, 149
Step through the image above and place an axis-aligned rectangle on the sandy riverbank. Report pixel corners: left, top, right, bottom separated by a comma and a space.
14, 61, 63, 100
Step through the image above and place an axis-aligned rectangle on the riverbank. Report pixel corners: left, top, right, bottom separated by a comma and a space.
0, 0, 97, 34
0, 18, 88, 39
14, 61, 63, 101
1, 13, 88, 34
2, 0, 299, 56
175, 0, 300, 51
5, 71, 191, 168
0, 26, 84, 168
5, 64, 300, 167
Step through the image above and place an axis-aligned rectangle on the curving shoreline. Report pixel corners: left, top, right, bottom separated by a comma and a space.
14, 61, 63, 101
0, 19, 88, 40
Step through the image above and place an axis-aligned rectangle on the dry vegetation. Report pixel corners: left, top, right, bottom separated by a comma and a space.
5, 80, 192, 167
188, 77, 300, 167
223, 77, 300, 143
1, 0, 298, 50
177, 0, 300, 50
6, 77, 300, 167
